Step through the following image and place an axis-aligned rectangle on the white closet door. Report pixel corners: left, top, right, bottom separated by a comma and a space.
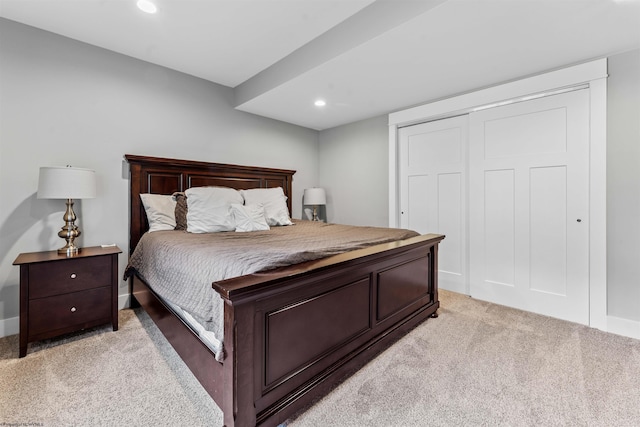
469, 89, 590, 324
399, 115, 468, 294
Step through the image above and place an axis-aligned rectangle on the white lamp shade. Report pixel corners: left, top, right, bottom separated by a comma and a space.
304, 187, 326, 205
37, 166, 97, 199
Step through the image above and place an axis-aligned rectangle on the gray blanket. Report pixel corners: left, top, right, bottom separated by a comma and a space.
125, 220, 419, 357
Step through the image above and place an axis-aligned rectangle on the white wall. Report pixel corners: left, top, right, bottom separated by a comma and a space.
318, 115, 389, 227
607, 49, 640, 322
0, 19, 319, 332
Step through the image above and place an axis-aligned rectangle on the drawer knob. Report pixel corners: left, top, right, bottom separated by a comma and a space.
70, 307, 77, 313
70, 273, 77, 279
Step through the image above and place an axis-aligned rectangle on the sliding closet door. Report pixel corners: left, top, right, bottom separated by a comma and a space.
399, 115, 468, 294
469, 89, 590, 324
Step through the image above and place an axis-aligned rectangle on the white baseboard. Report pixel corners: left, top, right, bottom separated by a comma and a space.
0, 316, 19, 338
606, 315, 640, 340
439, 281, 468, 295
119, 293, 132, 310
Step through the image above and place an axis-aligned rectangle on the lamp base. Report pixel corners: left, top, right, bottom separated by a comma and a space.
58, 243, 81, 256
57, 198, 82, 256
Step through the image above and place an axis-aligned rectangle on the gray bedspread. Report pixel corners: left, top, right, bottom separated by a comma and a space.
125, 220, 418, 359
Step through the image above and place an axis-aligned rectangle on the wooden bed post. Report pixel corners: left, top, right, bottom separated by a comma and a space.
431, 241, 440, 318
222, 299, 257, 427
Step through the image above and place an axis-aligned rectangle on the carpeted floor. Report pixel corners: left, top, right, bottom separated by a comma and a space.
1, 290, 640, 426
289, 291, 640, 426
0, 306, 222, 426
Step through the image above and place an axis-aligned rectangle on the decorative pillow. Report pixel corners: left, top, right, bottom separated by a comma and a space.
172, 192, 187, 230
140, 193, 176, 232
185, 186, 243, 233
231, 203, 270, 232
240, 187, 293, 226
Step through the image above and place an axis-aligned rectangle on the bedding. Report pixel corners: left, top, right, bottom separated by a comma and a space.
184, 186, 244, 233
172, 192, 187, 230
163, 299, 223, 359
240, 187, 293, 226
125, 220, 419, 360
140, 193, 177, 232
231, 203, 270, 232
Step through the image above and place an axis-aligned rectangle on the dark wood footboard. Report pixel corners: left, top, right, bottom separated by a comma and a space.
213, 233, 444, 426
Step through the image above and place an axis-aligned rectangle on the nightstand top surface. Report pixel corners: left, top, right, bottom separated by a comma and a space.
13, 245, 122, 265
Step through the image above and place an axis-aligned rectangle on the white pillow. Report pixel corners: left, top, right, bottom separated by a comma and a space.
140, 194, 176, 232
185, 187, 243, 233
240, 187, 293, 226
231, 203, 270, 232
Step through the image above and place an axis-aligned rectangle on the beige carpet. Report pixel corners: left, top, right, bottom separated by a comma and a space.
2, 290, 640, 426
289, 291, 640, 426
0, 308, 222, 426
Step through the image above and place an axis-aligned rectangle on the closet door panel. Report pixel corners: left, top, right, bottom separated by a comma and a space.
407, 175, 430, 233
438, 173, 463, 275
529, 166, 567, 295
483, 169, 516, 287
399, 115, 468, 294
469, 89, 590, 324
484, 107, 567, 158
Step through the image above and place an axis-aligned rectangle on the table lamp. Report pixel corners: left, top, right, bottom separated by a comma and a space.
304, 187, 326, 221
37, 166, 96, 255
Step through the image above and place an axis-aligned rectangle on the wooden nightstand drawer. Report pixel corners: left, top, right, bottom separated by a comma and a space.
29, 256, 111, 298
28, 287, 112, 337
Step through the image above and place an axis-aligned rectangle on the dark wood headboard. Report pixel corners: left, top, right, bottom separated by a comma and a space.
125, 154, 296, 253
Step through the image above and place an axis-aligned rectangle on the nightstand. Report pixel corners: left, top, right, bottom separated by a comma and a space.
13, 245, 121, 357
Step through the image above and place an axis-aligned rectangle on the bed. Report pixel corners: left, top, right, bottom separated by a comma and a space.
124, 154, 444, 426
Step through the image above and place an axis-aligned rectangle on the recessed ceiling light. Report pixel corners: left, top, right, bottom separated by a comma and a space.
137, 0, 157, 14
314, 100, 326, 107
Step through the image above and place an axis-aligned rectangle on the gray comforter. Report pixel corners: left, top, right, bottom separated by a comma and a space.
125, 220, 418, 356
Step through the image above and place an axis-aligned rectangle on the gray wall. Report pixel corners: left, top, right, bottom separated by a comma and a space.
0, 19, 319, 326
318, 49, 640, 324
607, 49, 640, 321
318, 115, 389, 227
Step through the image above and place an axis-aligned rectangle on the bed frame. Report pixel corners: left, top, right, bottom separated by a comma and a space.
125, 154, 444, 426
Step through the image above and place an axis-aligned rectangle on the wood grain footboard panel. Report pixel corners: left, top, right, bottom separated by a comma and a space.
264, 276, 372, 388
213, 233, 444, 426
377, 253, 431, 322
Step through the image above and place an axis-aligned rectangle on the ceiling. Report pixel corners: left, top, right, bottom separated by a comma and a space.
1, 0, 639, 130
